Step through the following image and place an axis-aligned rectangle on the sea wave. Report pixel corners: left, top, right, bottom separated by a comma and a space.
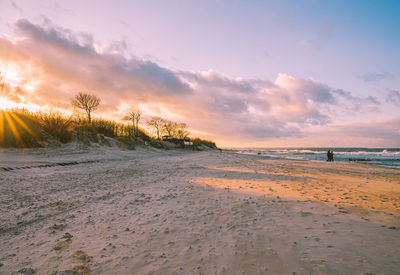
348, 158, 400, 162
239, 149, 400, 156
235, 148, 400, 169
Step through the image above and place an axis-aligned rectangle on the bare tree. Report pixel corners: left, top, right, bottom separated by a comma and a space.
163, 120, 178, 137
175, 123, 190, 139
162, 120, 190, 139
147, 116, 165, 140
123, 107, 142, 137
71, 92, 100, 124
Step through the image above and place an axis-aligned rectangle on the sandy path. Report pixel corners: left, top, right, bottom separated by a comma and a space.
0, 146, 399, 274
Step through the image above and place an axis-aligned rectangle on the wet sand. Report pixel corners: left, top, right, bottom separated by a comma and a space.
0, 145, 399, 274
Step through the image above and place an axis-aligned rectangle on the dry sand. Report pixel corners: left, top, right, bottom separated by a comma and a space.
0, 144, 399, 274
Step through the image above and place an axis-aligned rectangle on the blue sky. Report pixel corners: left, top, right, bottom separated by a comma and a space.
0, 0, 399, 147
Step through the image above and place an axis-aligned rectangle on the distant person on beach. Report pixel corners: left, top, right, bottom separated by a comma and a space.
327, 150, 334, 162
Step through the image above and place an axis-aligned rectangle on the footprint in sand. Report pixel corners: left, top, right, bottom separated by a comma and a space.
63, 264, 91, 275
53, 240, 71, 251
72, 250, 92, 263
53, 232, 73, 251
59, 250, 92, 275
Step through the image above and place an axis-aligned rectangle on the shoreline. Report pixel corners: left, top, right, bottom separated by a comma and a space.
231, 148, 400, 170
1, 146, 399, 274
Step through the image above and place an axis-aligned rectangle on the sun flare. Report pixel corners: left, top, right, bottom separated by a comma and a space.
0, 97, 20, 110
0, 109, 39, 147
0, 61, 39, 99
0, 96, 45, 113
0, 62, 26, 87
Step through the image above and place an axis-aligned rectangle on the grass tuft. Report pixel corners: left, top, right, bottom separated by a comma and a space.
37, 110, 73, 143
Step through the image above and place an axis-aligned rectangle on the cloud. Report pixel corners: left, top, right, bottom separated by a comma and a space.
0, 19, 389, 145
313, 117, 400, 147
11, 1, 22, 12
245, 116, 400, 148
362, 71, 394, 82
386, 90, 400, 104
332, 89, 380, 113
3, 19, 191, 107
337, 117, 400, 140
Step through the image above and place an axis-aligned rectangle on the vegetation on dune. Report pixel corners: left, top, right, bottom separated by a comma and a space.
36, 110, 73, 143
191, 138, 217, 149
0, 108, 152, 148
0, 109, 43, 147
0, 92, 217, 149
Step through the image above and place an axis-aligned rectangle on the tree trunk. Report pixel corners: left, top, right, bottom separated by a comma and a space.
87, 110, 91, 124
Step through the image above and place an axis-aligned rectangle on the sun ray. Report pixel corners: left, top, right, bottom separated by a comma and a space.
0, 111, 4, 146
4, 111, 23, 145
9, 112, 37, 137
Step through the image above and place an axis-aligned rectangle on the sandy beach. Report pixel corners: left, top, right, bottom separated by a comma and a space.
1, 145, 399, 274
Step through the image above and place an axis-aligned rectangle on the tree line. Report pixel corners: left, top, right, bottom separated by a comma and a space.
72, 92, 190, 140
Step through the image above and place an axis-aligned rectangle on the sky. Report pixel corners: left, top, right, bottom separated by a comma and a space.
0, 0, 399, 147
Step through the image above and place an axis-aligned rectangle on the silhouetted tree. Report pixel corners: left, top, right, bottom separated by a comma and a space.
163, 120, 177, 137
175, 122, 190, 139
147, 116, 165, 140
71, 92, 100, 124
123, 107, 141, 137
162, 120, 190, 139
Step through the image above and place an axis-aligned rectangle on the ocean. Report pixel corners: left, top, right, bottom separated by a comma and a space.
235, 148, 400, 169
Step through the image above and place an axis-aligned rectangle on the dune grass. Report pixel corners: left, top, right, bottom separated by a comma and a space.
36, 110, 74, 143
0, 108, 151, 148
192, 138, 217, 148
0, 108, 216, 149
0, 109, 43, 147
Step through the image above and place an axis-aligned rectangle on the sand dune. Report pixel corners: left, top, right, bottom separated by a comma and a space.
0, 145, 399, 274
